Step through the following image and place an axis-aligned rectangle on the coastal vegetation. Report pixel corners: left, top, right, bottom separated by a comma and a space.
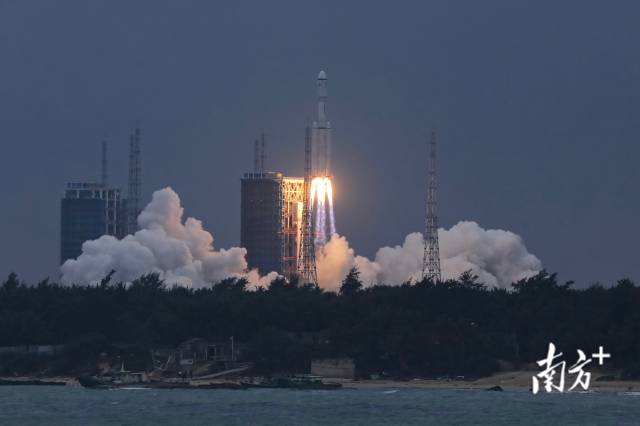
0, 270, 638, 379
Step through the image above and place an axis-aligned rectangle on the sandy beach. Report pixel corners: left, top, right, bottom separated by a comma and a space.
337, 371, 640, 393
3, 370, 639, 393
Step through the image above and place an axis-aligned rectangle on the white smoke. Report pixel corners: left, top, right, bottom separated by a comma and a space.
62, 188, 540, 291
61, 187, 278, 288
315, 235, 361, 292
317, 221, 542, 290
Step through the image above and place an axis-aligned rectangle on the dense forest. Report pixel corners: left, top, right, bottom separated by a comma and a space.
0, 270, 638, 379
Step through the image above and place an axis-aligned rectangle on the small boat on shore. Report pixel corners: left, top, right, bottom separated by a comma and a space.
0, 379, 66, 386
77, 375, 248, 390
77, 367, 247, 390
244, 375, 342, 390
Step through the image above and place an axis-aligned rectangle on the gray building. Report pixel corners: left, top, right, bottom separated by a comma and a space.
311, 358, 356, 380
60, 182, 122, 264
241, 172, 283, 275
240, 172, 304, 277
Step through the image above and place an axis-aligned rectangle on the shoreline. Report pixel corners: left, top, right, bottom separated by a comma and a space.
341, 371, 640, 393
2, 371, 638, 393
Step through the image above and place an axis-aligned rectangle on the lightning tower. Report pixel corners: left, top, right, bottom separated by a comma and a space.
101, 140, 108, 186
127, 127, 142, 235
422, 130, 442, 282
260, 132, 266, 173
298, 125, 318, 285
253, 133, 266, 173
253, 139, 260, 172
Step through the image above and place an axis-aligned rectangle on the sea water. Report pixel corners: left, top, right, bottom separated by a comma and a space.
0, 386, 639, 425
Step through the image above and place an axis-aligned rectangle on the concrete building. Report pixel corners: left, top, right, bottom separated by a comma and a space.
60, 182, 122, 264
240, 172, 304, 278
0, 345, 64, 356
241, 172, 282, 276
311, 358, 356, 380
151, 338, 245, 377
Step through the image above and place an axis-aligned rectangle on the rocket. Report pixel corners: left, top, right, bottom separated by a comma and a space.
309, 70, 337, 243
312, 70, 331, 177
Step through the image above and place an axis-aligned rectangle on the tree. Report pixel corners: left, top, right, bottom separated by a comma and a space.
0, 268, 638, 379
340, 267, 363, 295
1, 272, 21, 292
457, 270, 485, 290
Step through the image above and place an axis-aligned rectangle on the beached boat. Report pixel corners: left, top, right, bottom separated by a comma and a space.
245, 375, 342, 390
77, 368, 247, 390
77, 375, 247, 390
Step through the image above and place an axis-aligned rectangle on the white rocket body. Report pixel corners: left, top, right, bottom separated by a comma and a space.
312, 70, 331, 177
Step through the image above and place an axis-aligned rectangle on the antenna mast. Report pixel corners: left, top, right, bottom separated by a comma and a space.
298, 125, 318, 285
421, 130, 442, 282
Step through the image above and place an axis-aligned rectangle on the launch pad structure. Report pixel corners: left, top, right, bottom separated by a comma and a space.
297, 125, 318, 285
240, 70, 336, 282
127, 127, 142, 235
240, 172, 304, 280
281, 177, 305, 278
241, 134, 305, 279
60, 127, 144, 265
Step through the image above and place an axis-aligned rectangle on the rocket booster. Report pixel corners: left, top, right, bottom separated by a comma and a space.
317, 70, 328, 126
312, 70, 331, 177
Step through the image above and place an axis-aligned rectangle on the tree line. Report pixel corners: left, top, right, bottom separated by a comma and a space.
0, 270, 638, 379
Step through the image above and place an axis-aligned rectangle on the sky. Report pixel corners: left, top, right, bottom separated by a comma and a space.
0, 0, 638, 287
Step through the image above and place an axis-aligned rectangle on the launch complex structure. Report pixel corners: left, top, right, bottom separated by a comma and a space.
60, 71, 441, 286
241, 70, 442, 285
60, 128, 143, 264
241, 71, 337, 284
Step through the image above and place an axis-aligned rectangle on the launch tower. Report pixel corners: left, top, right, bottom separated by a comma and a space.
297, 126, 318, 285
127, 127, 142, 235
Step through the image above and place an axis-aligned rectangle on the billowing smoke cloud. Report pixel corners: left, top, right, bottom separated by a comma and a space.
315, 235, 363, 292
62, 187, 540, 291
440, 221, 542, 286
317, 221, 542, 289
61, 187, 278, 288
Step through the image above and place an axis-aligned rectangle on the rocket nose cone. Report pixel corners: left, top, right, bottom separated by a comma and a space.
318, 70, 327, 80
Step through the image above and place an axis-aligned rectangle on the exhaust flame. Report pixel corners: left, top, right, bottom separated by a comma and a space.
310, 176, 337, 245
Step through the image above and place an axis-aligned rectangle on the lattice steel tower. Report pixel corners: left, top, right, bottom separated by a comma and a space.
127, 127, 142, 235
422, 130, 442, 282
298, 125, 318, 285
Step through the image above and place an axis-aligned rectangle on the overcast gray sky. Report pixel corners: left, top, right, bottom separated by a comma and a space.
0, 0, 638, 286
